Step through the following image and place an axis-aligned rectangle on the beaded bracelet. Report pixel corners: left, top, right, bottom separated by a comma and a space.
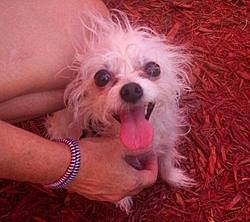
44, 138, 81, 189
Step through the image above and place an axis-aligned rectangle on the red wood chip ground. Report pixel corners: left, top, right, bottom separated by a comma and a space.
0, 0, 249, 221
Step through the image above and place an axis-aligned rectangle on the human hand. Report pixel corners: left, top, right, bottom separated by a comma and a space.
66, 137, 158, 202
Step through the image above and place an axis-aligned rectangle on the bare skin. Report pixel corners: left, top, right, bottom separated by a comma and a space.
0, 0, 158, 202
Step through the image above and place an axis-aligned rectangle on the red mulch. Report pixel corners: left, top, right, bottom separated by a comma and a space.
1, 0, 249, 221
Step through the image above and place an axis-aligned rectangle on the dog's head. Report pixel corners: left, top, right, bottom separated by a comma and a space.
65, 11, 190, 150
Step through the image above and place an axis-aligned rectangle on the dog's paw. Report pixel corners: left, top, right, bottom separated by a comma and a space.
161, 167, 195, 187
116, 196, 133, 214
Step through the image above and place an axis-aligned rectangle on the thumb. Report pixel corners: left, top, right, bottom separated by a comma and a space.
136, 154, 158, 187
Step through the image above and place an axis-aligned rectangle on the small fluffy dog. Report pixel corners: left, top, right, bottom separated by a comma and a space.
46, 10, 193, 212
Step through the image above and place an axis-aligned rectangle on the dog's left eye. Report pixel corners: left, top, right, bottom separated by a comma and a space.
94, 70, 111, 87
144, 62, 161, 77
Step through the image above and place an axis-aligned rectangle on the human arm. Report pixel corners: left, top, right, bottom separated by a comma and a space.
0, 90, 65, 123
0, 120, 71, 184
0, 0, 109, 117
0, 120, 158, 202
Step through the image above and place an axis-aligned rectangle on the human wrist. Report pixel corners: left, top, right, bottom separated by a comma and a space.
44, 138, 81, 189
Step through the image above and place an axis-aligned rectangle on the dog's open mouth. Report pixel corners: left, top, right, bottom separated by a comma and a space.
113, 103, 155, 122
113, 103, 155, 150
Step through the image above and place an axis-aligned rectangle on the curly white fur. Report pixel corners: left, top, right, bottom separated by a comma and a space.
46, 9, 194, 213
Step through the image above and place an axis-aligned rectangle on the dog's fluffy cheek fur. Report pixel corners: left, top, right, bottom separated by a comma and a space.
65, 79, 105, 128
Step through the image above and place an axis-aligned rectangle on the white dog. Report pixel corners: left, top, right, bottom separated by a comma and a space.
46, 10, 193, 212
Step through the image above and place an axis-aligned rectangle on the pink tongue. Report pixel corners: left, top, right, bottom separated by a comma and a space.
119, 107, 154, 150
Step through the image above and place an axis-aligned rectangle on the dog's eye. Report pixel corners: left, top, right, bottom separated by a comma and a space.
94, 70, 111, 87
144, 62, 161, 77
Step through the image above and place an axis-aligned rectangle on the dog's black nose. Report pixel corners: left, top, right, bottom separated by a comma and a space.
120, 82, 143, 103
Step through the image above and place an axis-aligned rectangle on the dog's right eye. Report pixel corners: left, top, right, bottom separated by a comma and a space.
94, 70, 111, 87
